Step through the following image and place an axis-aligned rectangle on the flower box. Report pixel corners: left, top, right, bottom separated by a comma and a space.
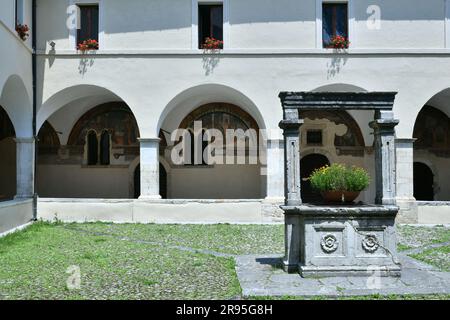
15, 24, 29, 41
77, 39, 99, 52
202, 37, 224, 50
328, 35, 350, 49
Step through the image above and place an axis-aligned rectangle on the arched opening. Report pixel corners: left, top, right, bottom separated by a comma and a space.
134, 164, 140, 199
297, 109, 372, 203
87, 130, 99, 165
159, 164, 167, 199
160, 102, 263, 199
301, 154, 330, 203
37, 102, 140, 199
413, 162, 434, 201
0, 106, 16, 201
413, 104, 450, 201
99, 130, 111, 166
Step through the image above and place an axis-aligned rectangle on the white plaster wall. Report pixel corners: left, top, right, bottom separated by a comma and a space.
36, 54, 450, 139
0, 0, 33, 137
102, 0, 192, 50
35, 0, 449, 51
0, 199, 33, 234
228, 0, 316, 49
0, 0, 16, 29
418, 205, 450, 224
354, 0, 445, 48
37, 198, 265, 224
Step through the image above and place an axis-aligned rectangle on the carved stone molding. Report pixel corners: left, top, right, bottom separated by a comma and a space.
362, 234, 380, 253
321, 234, 339, 253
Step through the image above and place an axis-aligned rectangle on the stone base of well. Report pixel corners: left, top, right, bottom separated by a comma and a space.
282, 204, 402, 278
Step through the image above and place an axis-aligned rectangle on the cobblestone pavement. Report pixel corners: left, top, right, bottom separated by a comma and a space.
235, 254, 450, 297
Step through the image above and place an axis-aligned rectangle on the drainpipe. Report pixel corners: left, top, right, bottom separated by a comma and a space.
32, 0, 38, 221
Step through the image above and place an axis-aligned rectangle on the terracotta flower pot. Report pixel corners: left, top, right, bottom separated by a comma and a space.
321, 191, 360, 204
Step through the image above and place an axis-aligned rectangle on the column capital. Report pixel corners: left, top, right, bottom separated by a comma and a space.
138, 137, 161, 144
14, 137, 35, 144
369, 119, 399, 131
395, 138, 417, 144
279, 119, 304, 131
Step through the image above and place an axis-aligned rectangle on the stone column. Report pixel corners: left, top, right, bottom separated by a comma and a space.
279, 116, 303, 273
370, 111, 399, 205
139, 138, 161, 200
14, 137, 35, 199
264, 138, 285, 202
279, 118, 304, 206
395, 138, 418, 223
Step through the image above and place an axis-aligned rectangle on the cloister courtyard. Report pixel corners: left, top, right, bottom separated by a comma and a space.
0, 222, 448, 300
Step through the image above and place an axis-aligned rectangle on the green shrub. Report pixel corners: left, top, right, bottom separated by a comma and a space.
309, 164, 370, 192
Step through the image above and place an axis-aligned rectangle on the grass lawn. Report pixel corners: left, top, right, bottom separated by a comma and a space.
0, 223, 241, 300
397, 225, 450, 271
409, 246, 450, 272
0, 222, 448, 300
397, 225, 450, 249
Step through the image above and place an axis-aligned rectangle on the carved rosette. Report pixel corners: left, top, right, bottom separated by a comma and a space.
320, 234, 339, 253
362, 234, 380, 253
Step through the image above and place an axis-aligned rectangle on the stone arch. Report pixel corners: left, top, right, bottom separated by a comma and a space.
36, 102, 141, 199
413, 162, 435, 201
413, 106, 450, 153
37, 84, 141, 137
312, 83, 368, 93
0, 75, 32, 137
178, 103, 260, 131
412, 104, 450, 201
399, 86, 450, 137
67, 102, 140, 147
158, 93, 266, 199
37, 121, 60, 155
157, 83, 267, 136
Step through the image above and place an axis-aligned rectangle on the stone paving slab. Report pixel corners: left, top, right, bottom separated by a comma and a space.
235, 254, 450, 297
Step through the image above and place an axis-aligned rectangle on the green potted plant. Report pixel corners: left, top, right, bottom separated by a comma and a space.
309, 163, 370, 204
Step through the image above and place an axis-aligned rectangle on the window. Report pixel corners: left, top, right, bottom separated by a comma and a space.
86, 130, 111, 166
15, 0, 24, 25
77, 5, 99, 46
198, 4, 223, 49
100, 130, 111, 165
87, 130, 98, 165
307, 130, 323, 146
322, 2, 348, 48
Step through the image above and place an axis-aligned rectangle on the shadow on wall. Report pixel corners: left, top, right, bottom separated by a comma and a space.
327, 54, 349, 79
202, 54, 221, 76
79, 52, 96, 76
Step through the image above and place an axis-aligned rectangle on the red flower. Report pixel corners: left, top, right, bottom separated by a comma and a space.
15, 24, 29, 41
77, 39, 99, 51
329, 35, 350, 49
202, 37, 224, 50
